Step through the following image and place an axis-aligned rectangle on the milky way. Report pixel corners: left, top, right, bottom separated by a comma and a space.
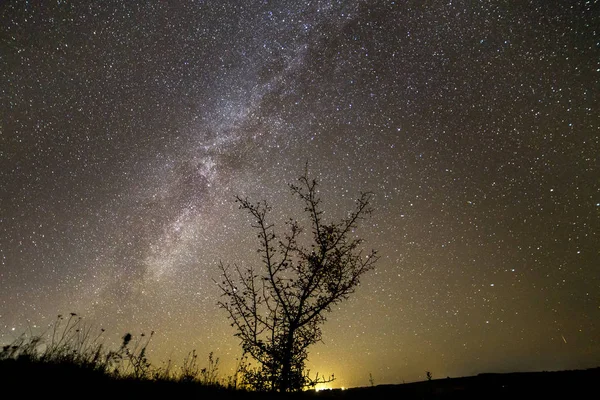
1, 1, 598, 388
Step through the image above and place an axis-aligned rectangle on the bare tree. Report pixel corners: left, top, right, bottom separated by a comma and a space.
217, 171, 378, 392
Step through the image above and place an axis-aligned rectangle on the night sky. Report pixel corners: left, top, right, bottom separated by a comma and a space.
1, 0, 598, 389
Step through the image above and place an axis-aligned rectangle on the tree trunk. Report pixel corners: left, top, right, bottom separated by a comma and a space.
280, 329, 295, 392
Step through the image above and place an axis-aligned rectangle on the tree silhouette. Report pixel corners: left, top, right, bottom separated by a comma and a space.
217, 170, 378, 392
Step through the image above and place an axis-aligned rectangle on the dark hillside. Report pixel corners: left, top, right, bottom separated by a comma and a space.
1, 359, 597, 400
318, 368, 600, 399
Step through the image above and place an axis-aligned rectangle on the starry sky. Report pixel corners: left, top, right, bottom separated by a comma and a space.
1, 0, 598, 389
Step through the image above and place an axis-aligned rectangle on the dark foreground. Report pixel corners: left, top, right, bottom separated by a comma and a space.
1, 359, 597, 399
321, 368, 599, 399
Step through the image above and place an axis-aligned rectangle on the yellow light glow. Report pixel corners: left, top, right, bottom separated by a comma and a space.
313, 383, 333, 392
313, 383, 345, 392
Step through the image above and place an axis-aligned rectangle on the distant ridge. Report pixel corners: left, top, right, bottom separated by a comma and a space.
316, 367, 600, 399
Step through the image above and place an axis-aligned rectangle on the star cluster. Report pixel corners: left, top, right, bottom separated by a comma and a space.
1, 0, 598, 388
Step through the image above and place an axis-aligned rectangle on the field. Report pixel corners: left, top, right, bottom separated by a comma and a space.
1, 357, 596, 399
